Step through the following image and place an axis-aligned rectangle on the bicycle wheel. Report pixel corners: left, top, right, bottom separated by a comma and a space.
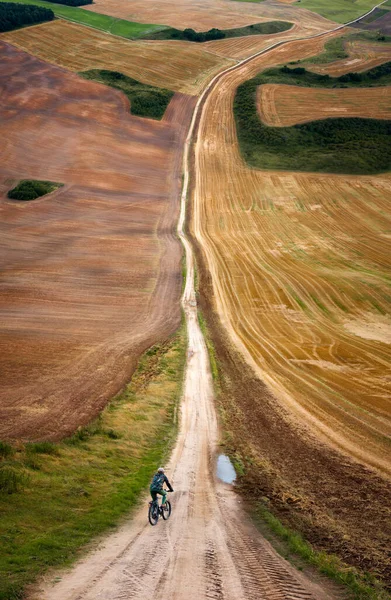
148, 502, 159, 526
162, 500, 171, 520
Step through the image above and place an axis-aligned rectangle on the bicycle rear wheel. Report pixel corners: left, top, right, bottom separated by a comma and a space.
162, 500, 171, 520
148, 502, 159, 526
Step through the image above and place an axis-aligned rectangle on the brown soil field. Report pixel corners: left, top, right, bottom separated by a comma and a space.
257, 83, 391, 125
191, 33, 391, 478
308, 38, 391, 75
189, 31, 391, 584
83, 0, 335, 33
1, 21, 233, 95
0, 42, 196, 441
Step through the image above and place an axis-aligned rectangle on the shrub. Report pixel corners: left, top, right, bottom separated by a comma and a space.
7, 180, 61, 201
25, 442, 59, 455
0, 467, 28, 494
41, 0, 92, 5
0, 442, 13, 459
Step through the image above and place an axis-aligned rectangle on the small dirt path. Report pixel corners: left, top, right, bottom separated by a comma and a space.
36, 3, 385, 598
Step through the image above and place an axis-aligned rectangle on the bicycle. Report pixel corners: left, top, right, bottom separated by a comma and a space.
148, 490, 172, 526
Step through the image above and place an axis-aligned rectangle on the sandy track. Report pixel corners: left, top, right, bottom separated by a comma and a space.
1, 21, 234, 95
0, 43, 196, 440
258, 83, 391, 125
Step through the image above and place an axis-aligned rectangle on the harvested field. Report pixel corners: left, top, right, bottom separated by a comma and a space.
1, 20, 233, 95
0, 42, 196, 440
191, 33, 391, 477
307, 37, 391, 75
83, 0, 335, 34
257, 83, 391, 125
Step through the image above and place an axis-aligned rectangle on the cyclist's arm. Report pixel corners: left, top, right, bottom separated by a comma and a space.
164, 476, 174, 492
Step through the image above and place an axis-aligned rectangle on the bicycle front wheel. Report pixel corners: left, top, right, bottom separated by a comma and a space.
148, 502, 159, 526
162, 500, 171, 520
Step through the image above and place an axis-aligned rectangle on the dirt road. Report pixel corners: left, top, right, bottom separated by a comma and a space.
38, 194, 333, 600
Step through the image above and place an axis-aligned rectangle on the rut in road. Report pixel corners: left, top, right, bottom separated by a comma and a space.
35, 5, 387, 597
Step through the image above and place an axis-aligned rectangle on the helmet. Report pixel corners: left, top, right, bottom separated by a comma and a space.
157, 467, 165, 473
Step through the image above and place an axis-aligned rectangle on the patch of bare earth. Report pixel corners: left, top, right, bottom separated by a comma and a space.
257, 83, 391, 126
0, 42, 196, 440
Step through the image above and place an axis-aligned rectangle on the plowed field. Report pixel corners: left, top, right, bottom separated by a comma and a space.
258, 83, 391, 125
309, 38, 391, 75
1, 21, 233, 95
83, 0, 335, 32
192, 34, 391, 477
0, 42, 196, 440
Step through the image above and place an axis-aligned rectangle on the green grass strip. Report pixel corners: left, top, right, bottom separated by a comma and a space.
294, 0, 383, 24
0, 0, 167, 38
254, 504, 391, 600
234, 63, 391, 175
0, 324, 186, 600
79, 70, 174, 119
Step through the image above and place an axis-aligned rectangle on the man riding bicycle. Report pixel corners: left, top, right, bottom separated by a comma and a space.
150, 467, 173, 508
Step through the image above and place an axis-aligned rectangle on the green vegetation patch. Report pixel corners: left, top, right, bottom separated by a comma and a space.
294, 0, 382, 23
234, 62, 391, 174
7, 179, 62, 200
142, 20, 292, 42
0, 0, 167, 38
0, 325, 186, 600
43, 0, 92, 6
0, 1, 53, 32
79, 70, 174, 119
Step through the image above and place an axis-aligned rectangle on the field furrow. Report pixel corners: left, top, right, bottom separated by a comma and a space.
0, 42, 196, 440
192, 33, 391, 475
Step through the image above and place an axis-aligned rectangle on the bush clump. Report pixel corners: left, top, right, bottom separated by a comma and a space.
25, 442, 59, 455
79, 70, 174, 120
41, 0, 92, 5
0, 2, 54, 32
0, 442, 13, 459
7, 180, 62, 201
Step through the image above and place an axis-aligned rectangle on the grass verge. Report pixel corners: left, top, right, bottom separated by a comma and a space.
141, 21, 292, 41
253, 504, 390, 600
0, 0, 166, 39
7, 179, 62, 200
234, 62, 391, 174
79, 70, 174, 120
0, 323, 186, 600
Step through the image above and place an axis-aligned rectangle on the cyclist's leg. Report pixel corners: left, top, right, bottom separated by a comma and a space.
151, 490, 158, 504
158, 489, 167, 506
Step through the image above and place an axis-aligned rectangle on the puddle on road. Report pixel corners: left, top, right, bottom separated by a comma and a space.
217, 454, 236, 484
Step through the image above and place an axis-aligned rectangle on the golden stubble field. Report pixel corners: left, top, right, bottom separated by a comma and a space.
0, 42, 196, 440
192, 34, 391, 477
257, 83, 391, 125
1, 21, 234, 95
83, 0, 335, 32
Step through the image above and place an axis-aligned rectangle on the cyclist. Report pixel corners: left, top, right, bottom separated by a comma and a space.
150, 467, 173, 509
